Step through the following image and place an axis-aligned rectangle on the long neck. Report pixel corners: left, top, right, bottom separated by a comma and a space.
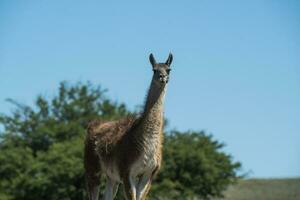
143, 78, 166, 118
138, 78, 166, 134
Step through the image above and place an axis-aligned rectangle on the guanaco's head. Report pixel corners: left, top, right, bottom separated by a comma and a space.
149, 53, 173, 85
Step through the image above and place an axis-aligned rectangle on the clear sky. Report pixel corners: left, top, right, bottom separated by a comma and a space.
0, 0, 299, 178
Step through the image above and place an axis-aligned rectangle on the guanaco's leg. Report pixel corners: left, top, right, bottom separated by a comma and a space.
136, 174, 151, 200
104, 178, 119, 200
85, 173, 100, 200
138, 166, 160, 200
84, 135, 101, 200
112, 182, 119, 199
123, 175, 137, 200
139, 183, 152, 200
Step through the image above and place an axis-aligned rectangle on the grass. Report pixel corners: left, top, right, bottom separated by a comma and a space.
214, 178, 300, 200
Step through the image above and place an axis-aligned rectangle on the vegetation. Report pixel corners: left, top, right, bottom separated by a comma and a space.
213, 178, 300, 200
0, 82, 240, 200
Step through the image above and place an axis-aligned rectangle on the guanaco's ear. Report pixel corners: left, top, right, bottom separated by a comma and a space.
165, 53, 173, 66
149, 53, 156, 67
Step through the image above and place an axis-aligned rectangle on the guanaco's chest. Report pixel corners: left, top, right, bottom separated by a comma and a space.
130, 130, 162, 178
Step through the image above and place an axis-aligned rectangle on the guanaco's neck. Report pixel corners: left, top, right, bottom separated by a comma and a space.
144, 79, 166, 113
138, 77, 166, 134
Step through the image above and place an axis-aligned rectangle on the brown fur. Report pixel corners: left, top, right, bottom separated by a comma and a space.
84, 53, 173, 200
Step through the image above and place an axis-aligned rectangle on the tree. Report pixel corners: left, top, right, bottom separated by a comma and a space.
0, 82, 129, 200
0, 81, 240, 200
151, 131, 241, 199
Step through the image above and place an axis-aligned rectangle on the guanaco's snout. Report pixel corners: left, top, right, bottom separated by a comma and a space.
159, 73, 169, 84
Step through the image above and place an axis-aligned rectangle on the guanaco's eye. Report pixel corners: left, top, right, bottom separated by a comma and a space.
166, 68, 171, 74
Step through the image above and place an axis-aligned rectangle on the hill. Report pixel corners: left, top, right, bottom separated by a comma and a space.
215, 178, 300, 200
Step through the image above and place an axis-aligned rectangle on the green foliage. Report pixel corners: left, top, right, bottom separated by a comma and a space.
0, 82, 128, 200
0, 81, 240, 200
151, 131, 241, 199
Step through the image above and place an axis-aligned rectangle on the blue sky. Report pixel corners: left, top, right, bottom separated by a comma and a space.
0, 0, 299, 178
